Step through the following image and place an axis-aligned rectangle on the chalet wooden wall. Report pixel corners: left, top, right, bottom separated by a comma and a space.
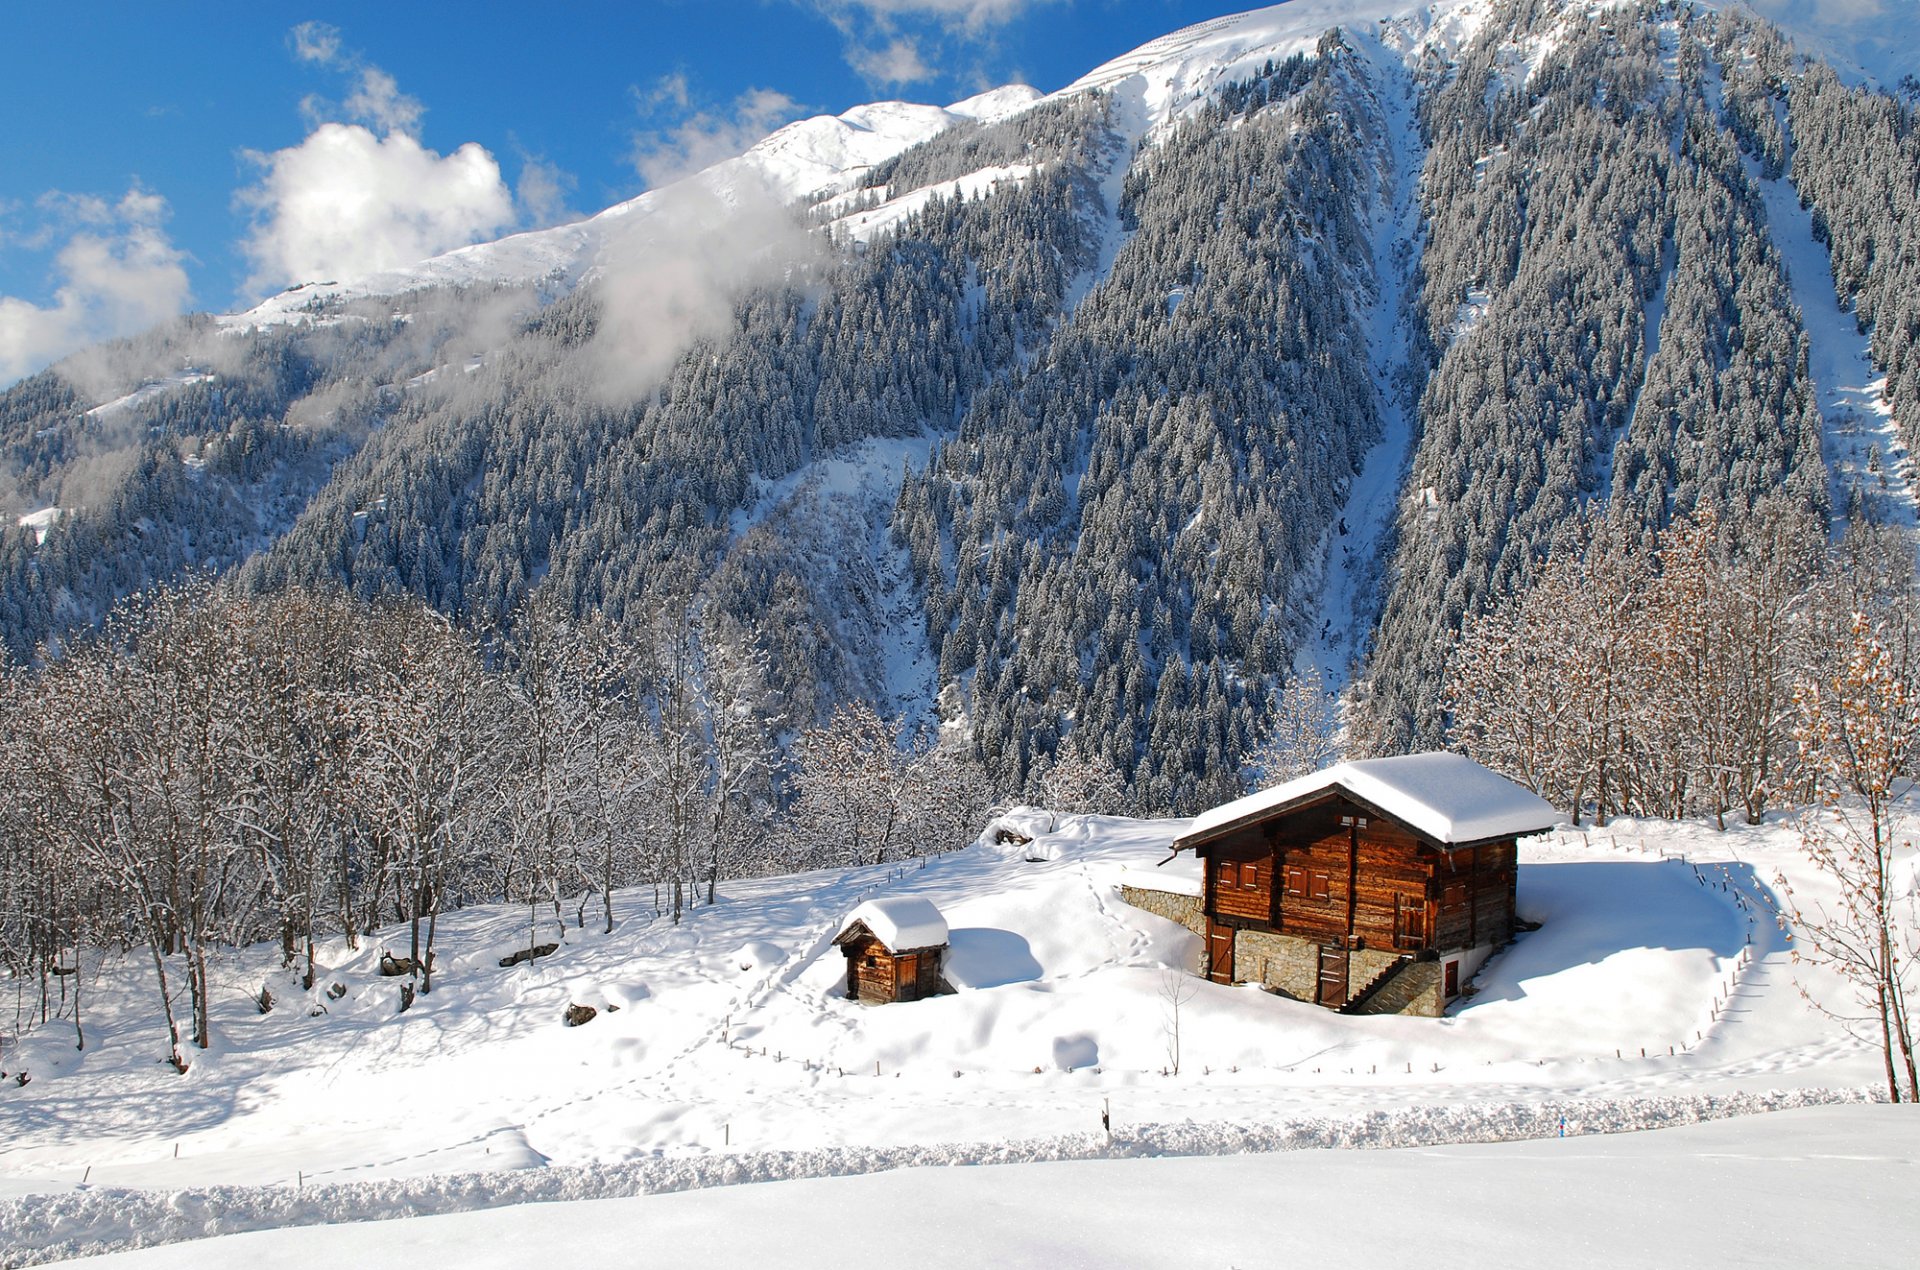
841, 933, 944, 1003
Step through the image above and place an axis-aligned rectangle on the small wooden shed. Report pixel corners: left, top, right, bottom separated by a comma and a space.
1172, 753, 1557, 1015
834, 897, 949, 1004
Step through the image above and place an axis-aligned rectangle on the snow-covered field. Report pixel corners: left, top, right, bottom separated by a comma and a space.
0, 808, 1905, 1263
43, 1104, 1919, 1269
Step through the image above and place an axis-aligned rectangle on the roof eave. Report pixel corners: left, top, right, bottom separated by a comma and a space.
1174, 782, 1555, 853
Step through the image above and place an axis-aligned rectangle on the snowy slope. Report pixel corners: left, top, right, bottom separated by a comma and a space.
1056, 0, 1485, 126
0, 810, 1896, 1221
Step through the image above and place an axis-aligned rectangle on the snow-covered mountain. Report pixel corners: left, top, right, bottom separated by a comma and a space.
212, 1, 1914, 334
2, 0, 1917, 797
223, 85, 1046, 333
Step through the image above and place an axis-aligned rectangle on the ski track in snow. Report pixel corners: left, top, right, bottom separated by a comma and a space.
1296, 38, 1425, 692
1704, 51, 1919, 540
1758, 164, 1920, 538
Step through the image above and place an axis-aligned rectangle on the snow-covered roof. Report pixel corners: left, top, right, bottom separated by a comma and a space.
1179, 753, 1559, 849
837, 897, 949, 952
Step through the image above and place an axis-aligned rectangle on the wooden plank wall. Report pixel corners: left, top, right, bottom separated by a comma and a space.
846, 937, 899, 1002
842, 936, 946, 1002
1205, 827, 1275, 923
1349, 816, 1434, 951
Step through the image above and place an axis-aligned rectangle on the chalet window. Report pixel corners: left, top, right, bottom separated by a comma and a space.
864, 955, 877, 968
1309, 871, 1330, 901
1215, 861, 1235, 889
1284, 866, 1307, 897
1395, 893, 1426, 948
1239, 861, 1259, 889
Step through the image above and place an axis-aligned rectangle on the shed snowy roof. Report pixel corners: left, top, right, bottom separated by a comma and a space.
1179, 753, 1559, 849
836, 897, 949, 951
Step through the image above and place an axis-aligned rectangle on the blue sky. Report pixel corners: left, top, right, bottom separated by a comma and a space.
0, 0, 1236, 383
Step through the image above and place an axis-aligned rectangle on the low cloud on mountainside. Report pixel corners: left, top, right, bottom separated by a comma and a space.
1743, 0, 1916, 85
589, 174, 822, 405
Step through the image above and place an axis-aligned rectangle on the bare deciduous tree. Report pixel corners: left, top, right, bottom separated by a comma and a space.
1782, 612, 1920, 1103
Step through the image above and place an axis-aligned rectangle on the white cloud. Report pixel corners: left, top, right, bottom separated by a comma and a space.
849, 36, 937, 85
291, 24, 427, 138
820, 0, 1049, 29
804, 0, 1058, 86
237, 24, 516, 295
0, 187, 191, 386
515, 153, 577, 228
290, 20, 344, 66
237, 123, 515, 293
343, 67, 426, 137
631, 83, 803, 188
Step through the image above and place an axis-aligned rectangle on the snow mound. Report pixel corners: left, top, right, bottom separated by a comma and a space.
976, 806, 1058, 849
733, 942, 782, 973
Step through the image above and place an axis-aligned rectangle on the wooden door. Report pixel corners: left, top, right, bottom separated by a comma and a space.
1207, 922, 1234, 984
1316, 944, 1348, 1007
895, 953, 920, 1002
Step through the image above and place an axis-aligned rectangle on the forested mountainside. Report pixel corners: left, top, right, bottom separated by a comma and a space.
0, 0, 1916, 813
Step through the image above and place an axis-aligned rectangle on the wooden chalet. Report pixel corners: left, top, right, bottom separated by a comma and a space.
1171, 753, 1557, 1016
833, 897, 949, 1004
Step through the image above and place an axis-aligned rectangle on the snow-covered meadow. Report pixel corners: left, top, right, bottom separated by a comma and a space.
0, 808, 1906, 1262
40, 1104, 1920, 1270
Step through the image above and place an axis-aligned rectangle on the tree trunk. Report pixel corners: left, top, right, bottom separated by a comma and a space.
1878, 982, 1901, 1103
144, 928, 187, 1074
422, 907, 438, 995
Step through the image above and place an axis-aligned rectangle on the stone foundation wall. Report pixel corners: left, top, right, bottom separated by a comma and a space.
1227, 930, 1445, 1016
1232, 928, 1318, 1000
1114, 888, 1455, 1018
1119, 886, 1205, 941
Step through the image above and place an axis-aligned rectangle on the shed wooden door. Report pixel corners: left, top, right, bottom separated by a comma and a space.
1207, 922, 1234, 984
895, 953, 921, 1002
1316, 944, 1348, 1007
